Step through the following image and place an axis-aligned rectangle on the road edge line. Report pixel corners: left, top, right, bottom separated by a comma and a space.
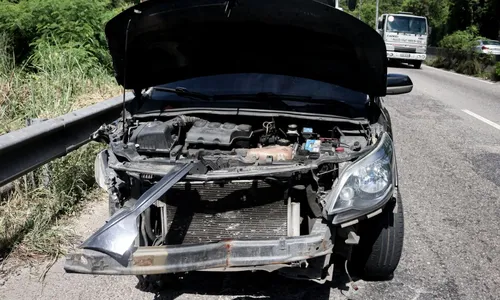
423, 65, 494, 85
462, 109, 500, 131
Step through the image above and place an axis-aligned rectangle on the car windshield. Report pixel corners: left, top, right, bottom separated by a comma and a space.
149, 73, 369, 108
483, 40, 500, 46
387, 15, 427, 34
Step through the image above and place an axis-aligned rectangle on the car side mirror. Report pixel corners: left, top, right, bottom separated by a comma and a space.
386, 74, 413, 95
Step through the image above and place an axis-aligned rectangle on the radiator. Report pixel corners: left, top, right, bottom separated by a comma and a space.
161, 180, 288, 245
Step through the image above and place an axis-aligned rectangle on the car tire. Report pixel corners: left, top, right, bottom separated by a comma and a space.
412, 61, 422, 69
350, 191, 404, 280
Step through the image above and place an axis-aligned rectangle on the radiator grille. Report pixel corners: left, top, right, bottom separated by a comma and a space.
394, 46, 417, 53
162, 180, 287, 245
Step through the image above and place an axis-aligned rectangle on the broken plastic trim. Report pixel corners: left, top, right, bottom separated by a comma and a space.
64, 223, 333, 276
79, 162, 196, 259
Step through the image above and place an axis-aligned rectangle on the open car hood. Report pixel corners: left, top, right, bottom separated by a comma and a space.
105, 0, 388, 96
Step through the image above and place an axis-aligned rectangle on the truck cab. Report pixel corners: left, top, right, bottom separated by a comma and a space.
377, 12, 429, 69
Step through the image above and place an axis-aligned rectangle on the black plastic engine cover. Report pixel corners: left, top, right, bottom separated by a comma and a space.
130, 121, 175, 153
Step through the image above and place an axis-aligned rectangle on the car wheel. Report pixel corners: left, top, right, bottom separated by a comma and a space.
412, 61, 422, 69
350, 191, 404, 280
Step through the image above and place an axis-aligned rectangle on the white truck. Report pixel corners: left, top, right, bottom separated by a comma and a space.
377, 12, 429, 69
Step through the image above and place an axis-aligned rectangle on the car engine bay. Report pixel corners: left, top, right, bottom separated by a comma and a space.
120, 114, 371, 169
97, 113, 381, 251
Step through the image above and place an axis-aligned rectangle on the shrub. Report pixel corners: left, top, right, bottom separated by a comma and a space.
438, 26, 485, 51
455, 58, 481, 75
0, 39, 117, 134
0, 143, 104, 258
0, 38, 118, 258
0, 0, 127, 71
494, 62, 500, 81
0, 0, 133, 261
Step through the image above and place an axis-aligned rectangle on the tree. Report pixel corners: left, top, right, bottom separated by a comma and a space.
400, 0, 450, 44
475, 0, 500, 39
401, 0, 449, 28
447, 0, 499, 39
340, 0, 403, 28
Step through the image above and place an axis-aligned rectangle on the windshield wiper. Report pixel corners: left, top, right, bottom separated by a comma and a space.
153, 87, 213, 101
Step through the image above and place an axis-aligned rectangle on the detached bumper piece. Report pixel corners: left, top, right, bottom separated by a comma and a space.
64, 235, 332, 275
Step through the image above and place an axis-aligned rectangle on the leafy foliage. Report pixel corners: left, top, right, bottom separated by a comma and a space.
400, 0, 449, 28
0, 0, 128, 259
0, 0, 128, 71
340, 0, 404, 29
430, 46, 496, 79
438, 26, 485, 50
495, 62, 500, 80
448, 0, 500, 39
400, 0, 450, 44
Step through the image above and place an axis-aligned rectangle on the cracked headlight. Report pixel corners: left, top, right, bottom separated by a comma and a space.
326, 132, 395, 225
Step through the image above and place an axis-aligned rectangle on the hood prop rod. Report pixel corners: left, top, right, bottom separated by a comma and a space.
121, 18, 132, 140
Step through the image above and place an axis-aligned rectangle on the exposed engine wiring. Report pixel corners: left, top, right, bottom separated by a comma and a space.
317, 167, 338, 176
263, 121, 274, 135
359, 122, 371, 140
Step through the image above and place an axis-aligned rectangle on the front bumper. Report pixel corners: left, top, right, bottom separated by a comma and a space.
387, 51, 426, 60
64, 234, 332, 275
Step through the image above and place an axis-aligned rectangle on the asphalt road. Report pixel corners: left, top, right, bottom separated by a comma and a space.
2, 63, 500, 300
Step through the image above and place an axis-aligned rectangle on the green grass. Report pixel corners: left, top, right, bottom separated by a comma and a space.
0, 32, 120, 261
0, 33, 120, 134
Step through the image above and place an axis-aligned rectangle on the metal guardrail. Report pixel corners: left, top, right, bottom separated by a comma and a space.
0, 92, 134, 187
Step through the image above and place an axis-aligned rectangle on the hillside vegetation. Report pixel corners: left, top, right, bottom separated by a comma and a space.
0, 0, 135, 261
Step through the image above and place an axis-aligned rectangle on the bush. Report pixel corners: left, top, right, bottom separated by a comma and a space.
0, 143, 104, 258
494, 62, 500, 81
0, 41, 118, 259
438, 26, 485, 51
0, 0, 130, 259
429, 43, 496, 80
0, 37, 118, 134
455, 58, 482, 75
0, 0, 127, 71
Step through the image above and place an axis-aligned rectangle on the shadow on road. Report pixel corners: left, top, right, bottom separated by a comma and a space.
388, 60, 417, 70
136, 268, 355, 300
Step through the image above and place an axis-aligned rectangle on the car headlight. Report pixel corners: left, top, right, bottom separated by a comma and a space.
325, 132, 395, 225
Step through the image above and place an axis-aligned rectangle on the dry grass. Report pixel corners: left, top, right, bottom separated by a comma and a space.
73, 81, 122, 110
0, 32, 119, 263
0, 143, 106, 261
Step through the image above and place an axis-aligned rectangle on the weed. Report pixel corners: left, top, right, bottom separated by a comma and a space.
0, 32, 118, 260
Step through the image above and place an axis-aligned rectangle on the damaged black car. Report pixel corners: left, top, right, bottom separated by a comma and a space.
64, 0, 413, 284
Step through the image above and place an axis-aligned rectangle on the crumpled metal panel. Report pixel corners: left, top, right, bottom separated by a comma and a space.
80, 162, 195, 258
